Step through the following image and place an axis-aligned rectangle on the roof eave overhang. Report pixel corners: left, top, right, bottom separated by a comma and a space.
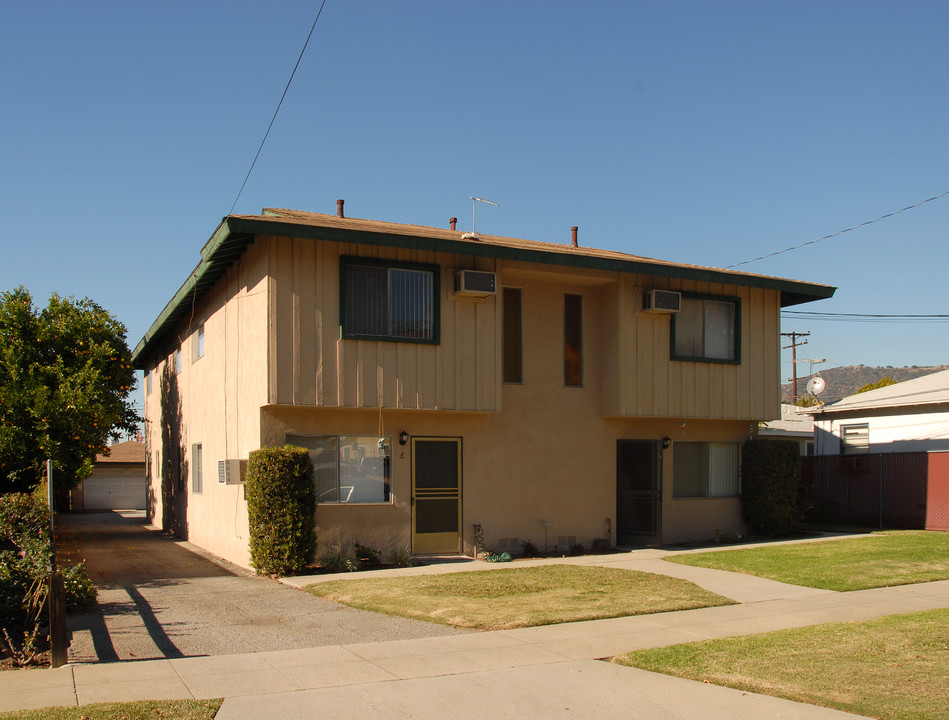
131, 216, 836, 368
230, 217, 835, 304
131, 219, 255, 366
813, 400, 949, 417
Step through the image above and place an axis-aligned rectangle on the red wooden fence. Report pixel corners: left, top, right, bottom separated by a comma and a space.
801, 451, 949, 531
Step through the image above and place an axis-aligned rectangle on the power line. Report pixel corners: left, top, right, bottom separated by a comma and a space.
782, 310, 949, 324
785, 311, 949, 318
727, 189, 949, 269
228, 1, 328, 215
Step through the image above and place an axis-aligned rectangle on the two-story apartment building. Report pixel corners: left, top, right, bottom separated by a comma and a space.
132, 206, 835, 569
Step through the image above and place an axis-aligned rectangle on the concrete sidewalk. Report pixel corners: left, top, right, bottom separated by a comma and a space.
3, 548, 948, 718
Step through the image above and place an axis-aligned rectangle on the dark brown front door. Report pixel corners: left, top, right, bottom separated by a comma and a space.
616, 440, 661, 545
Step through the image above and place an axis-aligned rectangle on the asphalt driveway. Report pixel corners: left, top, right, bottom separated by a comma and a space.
57, 512, 467, 664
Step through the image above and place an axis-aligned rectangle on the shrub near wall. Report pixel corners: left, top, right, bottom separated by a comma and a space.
245, 446, 315, 576
741, 439, 802, 537
0, 486, 97, 664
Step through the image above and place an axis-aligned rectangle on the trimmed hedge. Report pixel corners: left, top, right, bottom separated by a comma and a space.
245, 445, 315, 576
741, 439, 802, 537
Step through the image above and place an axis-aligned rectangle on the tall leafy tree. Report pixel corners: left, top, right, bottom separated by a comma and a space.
0, 287, 139, 494
856, 376, 897, 394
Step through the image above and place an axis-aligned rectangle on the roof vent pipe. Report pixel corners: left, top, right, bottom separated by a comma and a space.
450, 217, 457, 231
571, 226, 578, 247
337, 199, 345, 218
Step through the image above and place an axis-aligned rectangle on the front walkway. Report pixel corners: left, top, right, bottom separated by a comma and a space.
3, 540, 948, 718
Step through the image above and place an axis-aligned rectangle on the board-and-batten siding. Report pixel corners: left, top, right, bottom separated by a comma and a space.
614, 276, 780, 420
268, 236, 501, 412
267, 234, 780, 420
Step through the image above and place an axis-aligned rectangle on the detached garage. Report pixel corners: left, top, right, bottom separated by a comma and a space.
72, 441, 146, 511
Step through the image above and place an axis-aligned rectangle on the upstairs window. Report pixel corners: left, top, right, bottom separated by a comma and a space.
191, 323, 205, 362
503, 287, 523, 383
672, 295, 740, 363
564, 293, 583, 386
341, 257, 439, 343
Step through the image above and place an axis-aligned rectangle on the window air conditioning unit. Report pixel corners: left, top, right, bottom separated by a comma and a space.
217, 459, 247, 485
454, 270, 497, 297
643, 289, 681, 313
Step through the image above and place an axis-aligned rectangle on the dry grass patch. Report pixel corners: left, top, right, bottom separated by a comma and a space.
615, 608, 949, 720
0, 699, 222, 720
306, 565, 732, 630
666, 530, 949, 591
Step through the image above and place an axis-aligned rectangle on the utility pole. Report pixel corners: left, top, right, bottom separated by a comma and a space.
781, 331, 810, 402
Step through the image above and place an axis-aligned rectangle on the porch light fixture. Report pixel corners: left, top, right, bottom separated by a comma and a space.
662, 436, 671, 449
399, 430, 409, 446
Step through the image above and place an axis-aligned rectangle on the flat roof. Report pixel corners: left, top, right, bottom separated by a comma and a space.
132, 208, 837, 367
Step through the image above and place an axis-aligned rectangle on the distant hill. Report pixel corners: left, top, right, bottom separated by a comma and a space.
782, 365, 949, 404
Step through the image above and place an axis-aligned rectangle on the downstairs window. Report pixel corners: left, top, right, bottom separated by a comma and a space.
287, 434, 392, 504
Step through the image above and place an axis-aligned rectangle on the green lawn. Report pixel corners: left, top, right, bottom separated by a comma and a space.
306, 564, 733, 630
615, 608, 949, 720
665, 530, 949, 591
0, 700, 222, 720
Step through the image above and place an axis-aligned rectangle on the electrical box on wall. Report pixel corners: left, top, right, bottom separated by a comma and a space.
643, 289, 681, 313
217, 459, 247, 485
454, 270, 496, 297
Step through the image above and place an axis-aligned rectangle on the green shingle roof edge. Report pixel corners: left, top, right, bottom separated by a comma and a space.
130, 213, 836, 369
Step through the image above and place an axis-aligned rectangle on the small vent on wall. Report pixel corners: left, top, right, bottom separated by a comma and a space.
497, 537, 520, 552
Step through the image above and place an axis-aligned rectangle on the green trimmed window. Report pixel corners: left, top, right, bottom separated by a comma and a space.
672, 294, 740, 362
287, 434, 392, 504
673, 442, 740, 498
340, 257, 439, 343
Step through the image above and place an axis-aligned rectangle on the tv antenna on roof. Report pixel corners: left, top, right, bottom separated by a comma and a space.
470, 196, 499, 234
797, 358, 826, 378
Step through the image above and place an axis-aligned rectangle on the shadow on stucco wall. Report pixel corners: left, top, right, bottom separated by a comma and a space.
156, 362, 188, 539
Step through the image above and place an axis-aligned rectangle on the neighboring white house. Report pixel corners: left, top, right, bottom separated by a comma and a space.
811, 369, 949, 455
758, 403, 814, 455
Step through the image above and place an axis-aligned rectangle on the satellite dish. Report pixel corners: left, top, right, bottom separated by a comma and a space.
806, 376, 826, 396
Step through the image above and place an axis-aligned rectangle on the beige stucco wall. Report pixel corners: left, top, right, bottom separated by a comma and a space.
140, 231, 782, 569
260, 262, 756, 560
142, 241, 270, 568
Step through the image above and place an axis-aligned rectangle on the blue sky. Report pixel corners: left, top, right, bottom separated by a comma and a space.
2, 1, 948, 399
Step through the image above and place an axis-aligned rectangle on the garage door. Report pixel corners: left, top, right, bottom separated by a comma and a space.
84, 470, 146, 510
